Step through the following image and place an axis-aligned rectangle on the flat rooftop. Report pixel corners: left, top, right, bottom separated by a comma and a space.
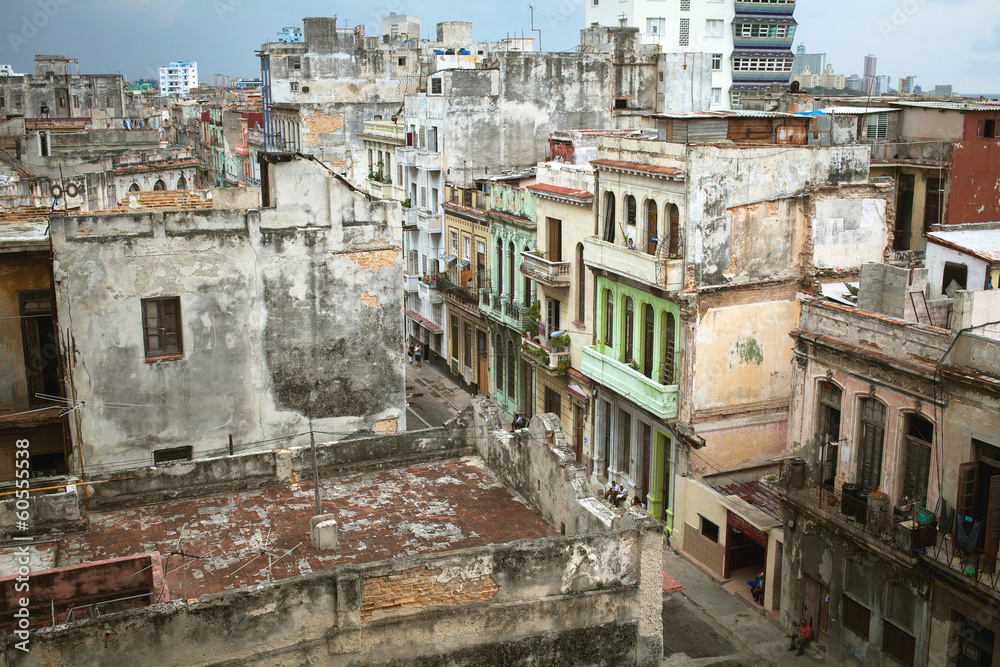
3, 457, 555, 600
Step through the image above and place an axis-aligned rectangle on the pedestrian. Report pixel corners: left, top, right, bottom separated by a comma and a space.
788, 618, 813, 656
512, 413, 521, 431
408, 343, 415, 367
414, 343, 422, 367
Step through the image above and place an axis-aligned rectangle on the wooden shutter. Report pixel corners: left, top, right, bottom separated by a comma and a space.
985, 475, 1000, 573
957, 462, 979, 519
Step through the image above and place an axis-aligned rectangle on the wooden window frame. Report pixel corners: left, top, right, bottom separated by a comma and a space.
843, 595, 871, 640
142, 297, 183, 360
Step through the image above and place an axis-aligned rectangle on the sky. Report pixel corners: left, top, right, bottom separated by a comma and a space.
0, 0, 997, 94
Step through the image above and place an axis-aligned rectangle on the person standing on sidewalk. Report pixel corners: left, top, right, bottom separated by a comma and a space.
408, 343, 415, 366
414, 343, 422, 367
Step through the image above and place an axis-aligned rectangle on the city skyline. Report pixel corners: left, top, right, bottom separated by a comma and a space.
0, 0, 997, 95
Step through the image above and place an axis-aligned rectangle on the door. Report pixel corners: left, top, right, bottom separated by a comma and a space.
20, 291, 60, 406
894, 174, 914, 250
924, 177, 944, 231
660, 433, 672, 523
802, 576, 829, 643
641, 423, 652, 506
573, 404, 585, 465
477, 330, 488, 395
548, 218, 562, 262
523, 363, 533, 418
985, 475, 1000, 573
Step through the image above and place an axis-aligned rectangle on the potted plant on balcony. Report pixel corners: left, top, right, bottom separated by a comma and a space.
555, 359, 570, 375
401, 198, 411, 208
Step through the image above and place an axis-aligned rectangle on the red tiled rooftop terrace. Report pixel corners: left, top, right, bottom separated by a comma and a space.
13, 457, 556, 600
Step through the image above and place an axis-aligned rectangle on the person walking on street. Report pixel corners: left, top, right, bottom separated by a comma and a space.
414, 343, 422, 367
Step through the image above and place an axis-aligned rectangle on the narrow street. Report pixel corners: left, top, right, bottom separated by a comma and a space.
405, 360, 474, 429
662, 546, 824, 666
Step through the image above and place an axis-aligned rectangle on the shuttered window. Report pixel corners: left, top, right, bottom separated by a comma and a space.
857, 398, 886, 491
843, 596, 871, 639
142, 297, 183, 359
618, 409, 631, 474
883, 621, 915, 666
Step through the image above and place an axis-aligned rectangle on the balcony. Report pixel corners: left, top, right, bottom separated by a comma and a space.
779, 462, 1000, 597
478, 287, 529, 330
398, 148, 442, 172
402, 206, 418, 229
581, 344, 678, 420
583, 237, 683, 292
417, 276, 443, 305
522, 337, 571, 374
404, 273, 419, 293
436, 276, 479, 314
519, 251, 570, 288
416, 209, 442, 234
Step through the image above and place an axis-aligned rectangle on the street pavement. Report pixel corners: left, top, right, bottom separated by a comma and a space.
662, 546, 824, 666
405, 360, 474, 429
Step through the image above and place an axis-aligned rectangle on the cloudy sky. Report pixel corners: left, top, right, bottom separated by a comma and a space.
1, 0, 997, 94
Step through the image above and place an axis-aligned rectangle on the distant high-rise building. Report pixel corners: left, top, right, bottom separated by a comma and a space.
585, 0, 798, 110
791, 44, 825, 77
863, 54, 877, 95
934, 84, 954, 97
159, 61, 198, 97
876, 74, 891, 96
845, 74, 863, 92
898, 76, 916, 95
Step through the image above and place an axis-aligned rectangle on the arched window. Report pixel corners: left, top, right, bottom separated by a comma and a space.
642, 303, 655, 378
523, 244, 532, 307
153, 179, 166, 191
602, 191, 616, 243
576, 243, 586, 322
645, 200, 658, 255
604, 289, 614, 347
623, 296, 634, 363
496, 242, 504, 295
508, 241, 515, 298
624, 195, 637, 246
129, 182, 140, 192
176, 175, 187, 190
858, 398, 887, 491
506, 339, 515, 398
495, 334, 504, 391
901, 414, 934, 505
661, 312, 676, 385
666, 203, 680, 257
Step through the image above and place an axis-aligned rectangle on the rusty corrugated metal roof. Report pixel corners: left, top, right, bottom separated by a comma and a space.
589, 159, 683, 177
526, 183, 594, 200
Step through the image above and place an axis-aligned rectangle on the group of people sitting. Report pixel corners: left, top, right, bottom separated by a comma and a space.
511, 413, 528, 430
603, 482, 629, 507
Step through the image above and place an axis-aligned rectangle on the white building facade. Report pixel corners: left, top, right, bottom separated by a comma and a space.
584, 0, 796, 110
159, 61, 198, 97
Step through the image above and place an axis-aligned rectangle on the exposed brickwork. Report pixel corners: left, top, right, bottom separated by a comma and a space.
360, 291, 378, 307
372, 417, 398, 434
303, 110, 345, 144
344, 248, 401, 271
360, 566, 500, 620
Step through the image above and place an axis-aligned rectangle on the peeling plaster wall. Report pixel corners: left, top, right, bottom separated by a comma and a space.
9, 533, 654, 667
692, 299, 800, 413
48, 159, 405, 471
813, 197, 889, 270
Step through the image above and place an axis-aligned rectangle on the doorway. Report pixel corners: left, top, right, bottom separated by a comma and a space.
802, 576, 829, 644
957, 615, 995, 667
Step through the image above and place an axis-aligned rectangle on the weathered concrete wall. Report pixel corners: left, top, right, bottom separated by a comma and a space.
0, 484, 81, 543
813, 197, 889, 270
8, 531, 654, 667
0, 252, 52, 414
48, 158, 405, 471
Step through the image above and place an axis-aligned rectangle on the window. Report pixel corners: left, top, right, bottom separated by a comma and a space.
602, 191, 616, 243
154, 446, 193, 464
865, 113, 889, 140
496, 334, 504, 391
290, 81, 299, 92
843, 596, 871, 639
646, 17, 665, 35
712, 88, 722, 105
712, 53, 722, 71
625, 195, 637, 236
506, 339, 515, 398
14, 94, 23, 107
604, 289, 614, 347
545, 387, 561, 417
705, 19, 724, 38
431, 78, 442, 94
818, 382, 842, 487
977, 119, 997, 138
105, 95, 112, 108
679, 18, 690, 46
577, 244, 586, 322
858, 398, 887, 491
642, 304, 655, 379
883, 622, 916, 666
450, 231, 458, 256
142, 297, 183, 359
398, 56, 407, 66
942, 261, 968, 294
287, 56, 301, 70
72, 95, 80, 108
623, 296, 635, 363
645, 200, 657, 255
700, 516, 719, 542
901, 414, 933, 505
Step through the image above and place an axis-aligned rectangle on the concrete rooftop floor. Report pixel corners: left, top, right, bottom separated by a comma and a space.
6, 456, 556, 600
